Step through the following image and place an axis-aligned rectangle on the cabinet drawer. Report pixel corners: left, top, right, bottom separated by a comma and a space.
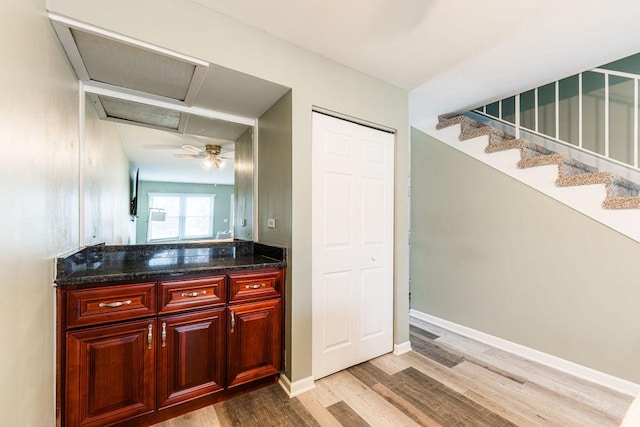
228, 269, 281, 303
158, 276, 226, 314
67, 282, 156, 328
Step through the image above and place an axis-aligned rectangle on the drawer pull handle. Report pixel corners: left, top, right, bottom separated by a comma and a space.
161, 322, 167, 348
245, 283, 266, 289
231, 311, 235, 333
181, 291, 207, 298
147, 324, 153, 350
99, 299, 132, 308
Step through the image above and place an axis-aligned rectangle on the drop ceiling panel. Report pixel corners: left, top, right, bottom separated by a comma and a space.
72, 29, 196, 101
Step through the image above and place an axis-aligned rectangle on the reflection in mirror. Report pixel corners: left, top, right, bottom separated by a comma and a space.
84, 92, 254, 245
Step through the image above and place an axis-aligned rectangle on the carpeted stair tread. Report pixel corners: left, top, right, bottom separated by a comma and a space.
459, 119, 492, 141
485, 137, 525, 154
603, 177, 640, 209
555, 158, 611, 187
607, 177, 640, 197
517, 143, 563, 169
556, 172, 612, 187
436, 114, 466, 130
437, 111, 640, 209
559, 158, 599, 176
602, 197, 640, 209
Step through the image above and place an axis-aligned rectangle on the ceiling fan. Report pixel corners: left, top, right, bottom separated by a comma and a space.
173, 143, 233, 169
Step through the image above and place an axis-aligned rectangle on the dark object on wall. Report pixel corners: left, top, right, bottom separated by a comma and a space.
130, 168, 139, 219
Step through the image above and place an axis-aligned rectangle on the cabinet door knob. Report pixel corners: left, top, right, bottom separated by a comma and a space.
99, 299, 132, 308
161, 322, 167, 348
147, 324, 153, 350
230, 311, 235, 333
181, 291, 207, 298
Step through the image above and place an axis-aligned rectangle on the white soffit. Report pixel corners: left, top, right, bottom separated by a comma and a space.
183, 114, 250, 141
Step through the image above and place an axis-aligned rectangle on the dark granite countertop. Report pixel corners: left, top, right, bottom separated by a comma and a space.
55, 241, 286, 286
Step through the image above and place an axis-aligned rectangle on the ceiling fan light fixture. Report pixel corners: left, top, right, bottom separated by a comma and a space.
202, 158, 212, 169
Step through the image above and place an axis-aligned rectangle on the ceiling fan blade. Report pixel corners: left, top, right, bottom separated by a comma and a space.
181, 144, 203, 154
173, 153, 201, 159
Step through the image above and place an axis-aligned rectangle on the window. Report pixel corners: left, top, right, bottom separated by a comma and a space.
147, 193, 215, 242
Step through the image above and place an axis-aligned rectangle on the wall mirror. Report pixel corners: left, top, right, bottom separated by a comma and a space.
50, 14, 289, 245
84, 91, 254, 244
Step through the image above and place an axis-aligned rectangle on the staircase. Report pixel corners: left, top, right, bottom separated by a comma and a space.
437, 114, 640, 210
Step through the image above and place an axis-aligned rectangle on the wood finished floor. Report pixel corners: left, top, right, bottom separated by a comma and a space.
153, 322, 633, 426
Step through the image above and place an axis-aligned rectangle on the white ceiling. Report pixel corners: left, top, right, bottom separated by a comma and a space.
117, 122, 237, 185
192, 0, 640, 123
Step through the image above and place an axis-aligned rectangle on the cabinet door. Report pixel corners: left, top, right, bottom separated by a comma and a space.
157, 308, 226, 409
227, 299, 282, 388
66, 319, 156, 427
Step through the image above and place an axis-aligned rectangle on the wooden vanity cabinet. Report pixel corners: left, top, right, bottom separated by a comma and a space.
59, 268, 283, 427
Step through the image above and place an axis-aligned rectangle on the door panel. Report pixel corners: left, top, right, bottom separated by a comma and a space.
312, 112, 394, 380
66, 319, 155, 427
157, 308, 225, 409
227, 299, 282, 388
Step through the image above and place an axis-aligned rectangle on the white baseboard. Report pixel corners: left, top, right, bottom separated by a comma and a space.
278, 373, 315, 398
394, 341, 412, 355
410, 309, 640, 397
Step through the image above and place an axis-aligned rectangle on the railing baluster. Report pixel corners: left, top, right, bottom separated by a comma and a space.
534, 87, 539, 132
515, 94, 521, 139
605, 73, 609, 158
635, 79, 638, 168
579, 73, 583, 149
555, 80, 560, 140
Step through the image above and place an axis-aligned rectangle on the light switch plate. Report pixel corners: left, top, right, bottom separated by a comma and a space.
267, 218, 276, 228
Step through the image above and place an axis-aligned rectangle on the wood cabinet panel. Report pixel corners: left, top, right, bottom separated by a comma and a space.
157, 308, 226, 409
228, 269, 281, 303
67, 282, 156, 329
66, 319, 156, 427
227, 298, 282, 389
158, 276, 226, 314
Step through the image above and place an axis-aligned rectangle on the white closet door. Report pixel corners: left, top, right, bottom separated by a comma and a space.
312, 112, 394, 380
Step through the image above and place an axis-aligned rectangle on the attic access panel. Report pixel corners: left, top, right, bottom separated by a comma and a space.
91, 94, 182, 131
50, 14, 208, 105
72, 29, 195, 101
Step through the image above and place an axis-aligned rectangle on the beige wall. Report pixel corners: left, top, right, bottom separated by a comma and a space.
0, 1, 132, 423
1, 0, 75, 424
256, 91, 293, 377
48, 0, 410, 383
258, 91, 292, 248
410, 127, 640, 383
234, 127, 254, 241
83, 94, 130, 245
